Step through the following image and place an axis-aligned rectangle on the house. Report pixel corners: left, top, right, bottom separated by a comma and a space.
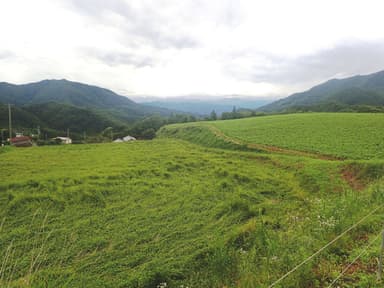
122, 135, 136, 142
10, 136, 33, 147
53, 137, 72, 144
113, 136, 136, 143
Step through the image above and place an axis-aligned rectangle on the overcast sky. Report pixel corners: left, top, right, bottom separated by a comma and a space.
1, 0, 384, 98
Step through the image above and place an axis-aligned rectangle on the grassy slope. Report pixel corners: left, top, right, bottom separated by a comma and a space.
1, 141, 321, 287
2, 114, 384, 287
211, 113, 384, 159
158, 123, 251, 151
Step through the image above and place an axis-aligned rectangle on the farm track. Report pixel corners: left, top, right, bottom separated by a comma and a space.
205, 124, 344, 161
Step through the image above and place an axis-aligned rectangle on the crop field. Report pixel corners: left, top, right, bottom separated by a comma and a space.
2, 115, 384, 287
208, 113, 384, 160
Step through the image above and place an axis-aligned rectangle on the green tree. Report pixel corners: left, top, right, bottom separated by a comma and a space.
141, 128, 156, 139
210, 110, 217, 121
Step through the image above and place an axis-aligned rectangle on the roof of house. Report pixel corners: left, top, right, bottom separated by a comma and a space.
123, 135, 136, 141
10, 136, 33, 147
10, 136, 32, 143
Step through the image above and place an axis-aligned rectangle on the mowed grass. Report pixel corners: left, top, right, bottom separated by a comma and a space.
210, 113, 384, 159
1, 138, 384, 287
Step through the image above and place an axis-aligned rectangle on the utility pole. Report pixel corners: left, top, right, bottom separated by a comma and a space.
378, 230, 384, 281
8, 104, 12, 140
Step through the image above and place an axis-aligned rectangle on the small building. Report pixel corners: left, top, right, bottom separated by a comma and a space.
122, 135, 136, 142
113, 136, 136, 143
53, 137, 72, 144
10, 136, 33, 147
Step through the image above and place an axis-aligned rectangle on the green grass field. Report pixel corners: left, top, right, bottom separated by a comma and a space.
2, 113, 384, 287
210, 113, 384, 159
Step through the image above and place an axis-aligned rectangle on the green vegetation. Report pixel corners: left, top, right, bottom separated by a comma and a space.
259, 70, 384, 112
158, 123, 250, 151
2, 112, 384, 287
0, 79, 171, 119
0, 79, 194, 141
0, 103, 195, 143
209, 113, 384, 159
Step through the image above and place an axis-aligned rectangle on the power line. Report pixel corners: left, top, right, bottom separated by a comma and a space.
268, 205, 383, 288
327, 231, 382, 287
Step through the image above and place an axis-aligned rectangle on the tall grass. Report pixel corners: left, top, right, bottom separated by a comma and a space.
1, 140, 384, 286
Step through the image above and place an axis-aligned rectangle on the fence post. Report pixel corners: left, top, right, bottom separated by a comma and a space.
378, 230, 384, 281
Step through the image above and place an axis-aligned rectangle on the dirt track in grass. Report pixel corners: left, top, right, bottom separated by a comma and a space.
206, 124, 344, 161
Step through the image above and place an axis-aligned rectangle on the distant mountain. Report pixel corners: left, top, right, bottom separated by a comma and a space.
0, 79, 135, 108
139, 97, 272, 115
259, 70, 384, 112
0, 79, 173, 121
0, 79, 182, 139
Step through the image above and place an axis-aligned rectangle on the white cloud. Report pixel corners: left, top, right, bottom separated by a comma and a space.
0, 0, 384, 97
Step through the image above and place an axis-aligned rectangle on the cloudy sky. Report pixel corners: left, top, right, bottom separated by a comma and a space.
1, 0, 384, 98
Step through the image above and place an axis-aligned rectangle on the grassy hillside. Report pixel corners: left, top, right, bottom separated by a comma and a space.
158, 123, 251, 151
3, 113, 384, 287
1, 137, 384, 287
162, 113, 384, 159
202, 113, 384, 160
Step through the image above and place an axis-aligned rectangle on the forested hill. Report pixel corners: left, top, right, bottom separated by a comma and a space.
259, 70, 384, 112
0, 79, 173, 121
0, 79, 136, 108
0, 79, 185, 139
0, 102, 126, 135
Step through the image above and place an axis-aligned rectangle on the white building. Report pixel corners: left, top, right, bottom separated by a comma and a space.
123, 136, 136, 142
53, 137, 72, 144
113, 136, 136, 143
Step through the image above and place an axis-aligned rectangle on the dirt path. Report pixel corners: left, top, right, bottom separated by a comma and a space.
199, 124, 367, 191
205, 124, 343, 161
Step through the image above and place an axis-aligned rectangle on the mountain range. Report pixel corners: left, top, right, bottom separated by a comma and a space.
2, 70, 384, 139
138, 97, 271, 115
0, 79, 174, 137
259, 70, 384, 112
0, 79, 173, 119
